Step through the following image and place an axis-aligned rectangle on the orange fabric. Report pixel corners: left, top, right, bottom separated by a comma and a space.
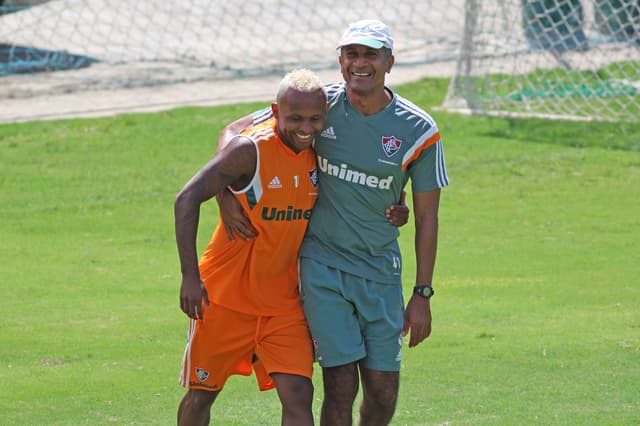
180, 304, 313, 391
198, 118, 318, 316
401, 130, 441, 170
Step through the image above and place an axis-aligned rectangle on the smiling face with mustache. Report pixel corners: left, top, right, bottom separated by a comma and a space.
339, 44, 394, 102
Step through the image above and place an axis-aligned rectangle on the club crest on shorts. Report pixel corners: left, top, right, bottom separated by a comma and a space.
195, 367, 209, 382
381, 136, 402, 158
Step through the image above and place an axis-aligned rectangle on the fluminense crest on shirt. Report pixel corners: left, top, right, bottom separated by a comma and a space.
381, 136, 402, 158
308, 168, 318, 187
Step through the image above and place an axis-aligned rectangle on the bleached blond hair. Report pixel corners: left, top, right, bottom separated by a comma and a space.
276, 68, 325, 103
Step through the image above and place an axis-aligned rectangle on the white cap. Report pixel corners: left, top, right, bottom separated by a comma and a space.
337, 19, 394, 50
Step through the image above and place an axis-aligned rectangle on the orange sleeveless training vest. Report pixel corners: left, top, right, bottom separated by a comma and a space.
198, 119, 318, 316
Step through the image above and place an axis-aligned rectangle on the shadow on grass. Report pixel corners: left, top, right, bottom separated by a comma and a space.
0, 43, 97, 76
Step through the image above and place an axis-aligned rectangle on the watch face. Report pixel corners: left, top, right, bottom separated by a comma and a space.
416, 286, 433, 298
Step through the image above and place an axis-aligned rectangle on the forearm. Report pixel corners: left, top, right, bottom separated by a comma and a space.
412, 189, 441, 285
215, 185, 233, 205
174, 190, 202, 278
414, 214, 438, 285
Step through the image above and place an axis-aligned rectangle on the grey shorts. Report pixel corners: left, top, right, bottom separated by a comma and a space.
299, 256, 405, 371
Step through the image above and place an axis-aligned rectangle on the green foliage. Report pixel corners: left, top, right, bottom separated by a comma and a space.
1, 80, 639, 425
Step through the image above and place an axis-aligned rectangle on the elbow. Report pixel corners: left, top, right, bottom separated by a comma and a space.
174, 187, 194, 219
415, 210, 438, 228
174, 188, 187, 209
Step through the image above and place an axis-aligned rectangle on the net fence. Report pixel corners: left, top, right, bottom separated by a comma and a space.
444, 0, 639, 121
0, 0, 464, 98
1, 0, 638, 121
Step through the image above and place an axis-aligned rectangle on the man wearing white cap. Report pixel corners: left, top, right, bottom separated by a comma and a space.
217, 19, 449, 425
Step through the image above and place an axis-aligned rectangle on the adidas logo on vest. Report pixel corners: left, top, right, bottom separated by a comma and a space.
268, 176, 282, 189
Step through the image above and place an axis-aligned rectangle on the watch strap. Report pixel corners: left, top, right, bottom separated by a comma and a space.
413, 285, 434, 299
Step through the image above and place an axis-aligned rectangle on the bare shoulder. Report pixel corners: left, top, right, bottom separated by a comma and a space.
216, 113, 256, 153
219, 134, 256, 158
214, 135, 257, 189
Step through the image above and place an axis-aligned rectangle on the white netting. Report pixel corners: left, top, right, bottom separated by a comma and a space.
1, 0, 638, 121
443, 0, 640, 121
0, 0, 464, 97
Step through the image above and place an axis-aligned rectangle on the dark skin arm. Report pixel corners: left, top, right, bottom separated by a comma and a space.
215, 114, 260, 241
175, 136, 256, 320
215, 115, 410, 239
402, 188, 441, 347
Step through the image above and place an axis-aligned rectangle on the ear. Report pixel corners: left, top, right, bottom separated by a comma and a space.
387, 54, 395, 73
271, 103, 279, 119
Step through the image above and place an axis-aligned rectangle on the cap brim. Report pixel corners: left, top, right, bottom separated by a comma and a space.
337, 37, 385, 50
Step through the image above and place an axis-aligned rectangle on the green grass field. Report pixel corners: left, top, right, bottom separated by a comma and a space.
1, 78, 639, 425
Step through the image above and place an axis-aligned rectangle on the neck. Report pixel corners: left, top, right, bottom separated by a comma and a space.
346, 86, 392, 116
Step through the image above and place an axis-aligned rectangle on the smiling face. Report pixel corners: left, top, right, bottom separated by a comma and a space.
272, 87, 328, 153
339, 44, 394, 97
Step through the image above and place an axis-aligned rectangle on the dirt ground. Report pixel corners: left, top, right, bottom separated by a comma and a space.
0, 63, 453, 124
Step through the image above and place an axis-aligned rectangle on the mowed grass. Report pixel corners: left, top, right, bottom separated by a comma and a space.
1, 78, 638, 425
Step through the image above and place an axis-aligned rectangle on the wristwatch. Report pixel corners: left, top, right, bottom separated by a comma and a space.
413, 285, 434, 299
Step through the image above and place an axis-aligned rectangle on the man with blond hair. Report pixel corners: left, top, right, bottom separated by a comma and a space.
174, 69, 328, 426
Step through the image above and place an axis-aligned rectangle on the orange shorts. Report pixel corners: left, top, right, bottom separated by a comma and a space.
179, 303, 313, 392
